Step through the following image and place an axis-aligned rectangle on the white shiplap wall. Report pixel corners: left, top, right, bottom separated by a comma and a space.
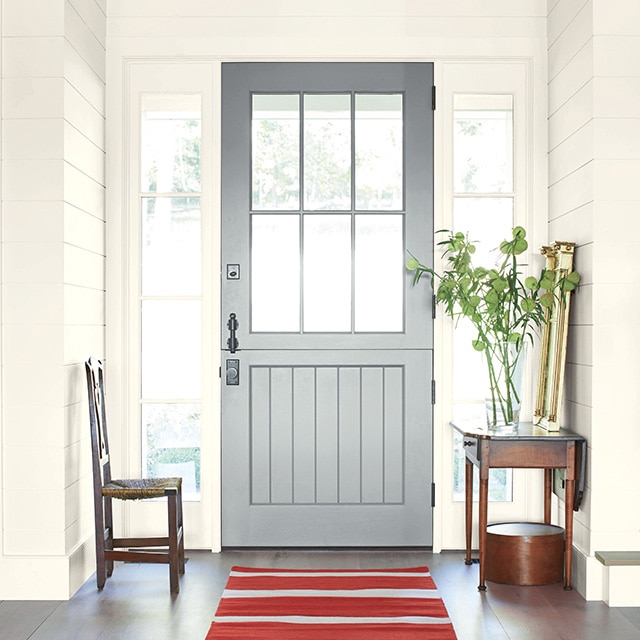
0, 0, 106, 599
548, 0, 640, 600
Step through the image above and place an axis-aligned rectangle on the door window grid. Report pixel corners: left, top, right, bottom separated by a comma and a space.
250, 92, 405, 334
139, 94, 203, 500
451, 94, 515, 502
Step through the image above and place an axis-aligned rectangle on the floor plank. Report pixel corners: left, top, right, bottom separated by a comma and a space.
0, 550, 638, 639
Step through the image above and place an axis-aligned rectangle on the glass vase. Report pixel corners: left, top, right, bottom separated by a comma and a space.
484, 341, 526, 432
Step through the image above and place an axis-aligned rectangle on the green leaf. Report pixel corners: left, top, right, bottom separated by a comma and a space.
513, 238, 528, 254
485, 290, 499, 305
492, 278, 508, 292
524, 276, 539, 291
539, 277, 554, 290
513, 226, 526, 239
567, 271, 581, 284
540, 292, 554, 307
521, 298, 536, 312
562, 280, 576, 292
471, 340, 486, 351
508, 332, 521, 344
468, 295, 481, 308
406, 257, 420, 271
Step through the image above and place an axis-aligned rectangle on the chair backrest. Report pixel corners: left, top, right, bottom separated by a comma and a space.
85, 357, 112, 489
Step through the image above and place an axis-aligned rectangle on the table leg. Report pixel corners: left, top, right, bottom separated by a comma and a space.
544, 469, 552, 524
564, 476, 575, 590
478, 475, 488, 591
465, 458, 473, 565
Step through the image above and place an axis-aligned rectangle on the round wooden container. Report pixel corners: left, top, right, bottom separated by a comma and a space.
485, 522, 564, 586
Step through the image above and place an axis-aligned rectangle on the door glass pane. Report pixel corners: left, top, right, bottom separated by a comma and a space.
252, 215, 300, 331
355, 94, 403, 211
303, 94, 351, 211
141, 197, 201, 296
355, 214, 403, 332
453, 95, 513, 193
141, 94, 201, 193
303, 215, 351, 332
142, 300, 201, 398
252, 94, 300, 211
143, 403, 201, 498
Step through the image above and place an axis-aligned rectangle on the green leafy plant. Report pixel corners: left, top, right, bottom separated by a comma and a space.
407, 227, 580, 426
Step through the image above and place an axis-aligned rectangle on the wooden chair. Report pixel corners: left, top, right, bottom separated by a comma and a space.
85, 356, 185, 593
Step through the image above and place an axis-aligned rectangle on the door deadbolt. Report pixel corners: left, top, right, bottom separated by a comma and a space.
226, 359, 240, 385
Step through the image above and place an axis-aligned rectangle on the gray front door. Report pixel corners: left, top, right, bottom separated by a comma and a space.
221, 62, 434, 547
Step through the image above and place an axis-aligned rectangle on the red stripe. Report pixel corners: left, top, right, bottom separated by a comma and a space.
215, 596, 449, 618
206, 622, 457, 640
226, 575, 437, 590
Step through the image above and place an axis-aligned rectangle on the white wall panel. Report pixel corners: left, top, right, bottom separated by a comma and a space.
2, 241, 63, 283
64, 82, 105, 148
1, 202, 63, 242
108, 0, 546, 18
3, 159, 64, 201
63, 163, 104, 216
593, 77, 640, 118
548, 81, 593, 149
548, 1, 592, 80
547, 0, 590, 46
64, 123, 105, 184
2, 119, 63, 159
65, 0, 105, 79
548, 39, 593, 115
548, 160, 593, 213
593, 0, 640, 34
64, 42, 105, 114
1, 283, 64, 324
65, 205, 105, 251
2, 324, 64, 365
69, 0, 106, 45
548, 120, 592, 183
108, 16, 546, 40
2, 405, 65, 448
63, 244, 104, 289
64, 284, 104, 324
2, 364, 64, 407
594, 36, 640, 76
2, 37, 64, 76
2, 0, 63, 35
1, 77, 64, 118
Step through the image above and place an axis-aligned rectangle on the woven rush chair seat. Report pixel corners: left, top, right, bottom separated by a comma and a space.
103, 477, 182, 500
85, 356, 185, 594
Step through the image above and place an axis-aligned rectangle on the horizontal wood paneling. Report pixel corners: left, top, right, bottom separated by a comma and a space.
108, 0, 547, 18
2, 37, 64, 76
108, 16, 546, 39
65, 0, 105, 79
1, 201, 64, 242
548, 0, 592, 80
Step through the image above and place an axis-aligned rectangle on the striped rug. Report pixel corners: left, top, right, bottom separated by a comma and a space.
205, 565, 457, 639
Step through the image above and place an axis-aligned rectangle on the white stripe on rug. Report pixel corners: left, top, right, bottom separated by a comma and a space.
229, 570, 431, 578
223, 589, 440, 598
213, 615, 452, 625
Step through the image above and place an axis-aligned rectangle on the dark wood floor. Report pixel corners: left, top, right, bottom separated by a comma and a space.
1, 549, 639, 639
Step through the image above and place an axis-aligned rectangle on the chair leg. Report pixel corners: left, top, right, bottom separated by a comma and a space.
94, 497, 107, 590
177, 486, 185, 575
104, 497, 114, 577
167, 492, 180, 594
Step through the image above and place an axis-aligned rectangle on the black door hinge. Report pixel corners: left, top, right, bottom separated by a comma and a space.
431, 380, 436, 405
431, 86, 436, 110
432, 293, 436, 319
431, 482, 436, 507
